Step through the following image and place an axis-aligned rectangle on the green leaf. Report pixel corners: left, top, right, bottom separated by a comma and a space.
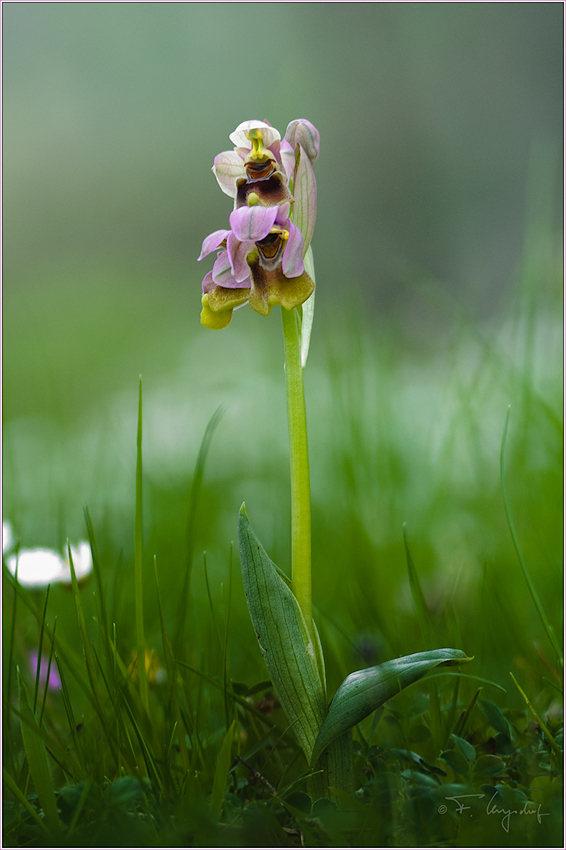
451, 733, 476, 762
311, 649, 472, 766
238, 506, 326, 761
479, 699, 511, 737
391, 748, 446, 776
104, 776, 147, 809
439, 748, 470, 776
210, 720, 236, 822
18, 669, 60, 835
474, 754, 506, 777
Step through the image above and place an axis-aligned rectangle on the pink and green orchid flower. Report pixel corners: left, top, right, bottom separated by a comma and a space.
199, 201, 314, 329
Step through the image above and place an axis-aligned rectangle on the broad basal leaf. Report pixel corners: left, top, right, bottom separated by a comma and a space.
238, 505, 326, 761
311, 648, 472, 766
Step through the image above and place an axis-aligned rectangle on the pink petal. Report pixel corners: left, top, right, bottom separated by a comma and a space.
284, 120, 320, 165
275, 202, 291, 226
202, 270, 215, 293
198, 229, 229, 261
229, 205, 278, 242
280, 139, 295, 183
212, 250, 251, 289
282, 222, 305, 278
227, 232, 254, 283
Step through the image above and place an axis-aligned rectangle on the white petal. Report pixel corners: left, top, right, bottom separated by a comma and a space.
68, 542, 93, 580
229, 120, 280, 150
2, 521, 13, 553
212, 150, 245, 198
7, 548, 66, 587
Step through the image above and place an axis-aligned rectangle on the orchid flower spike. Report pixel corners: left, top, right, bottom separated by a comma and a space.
200, 119, 320, 329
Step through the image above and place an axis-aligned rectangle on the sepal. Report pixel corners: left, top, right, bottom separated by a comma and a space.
292, 145, 317, 254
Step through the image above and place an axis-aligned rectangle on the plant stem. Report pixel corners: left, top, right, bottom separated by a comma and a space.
281, 306, 312, 636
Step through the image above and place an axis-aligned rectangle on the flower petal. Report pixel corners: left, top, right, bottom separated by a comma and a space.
206, 286, 250, 314
60, 542, 93, 584
201, 294, 234, 330
212, 151, 246, 198
235, 172, 293, 209
198, 229, 229, 261
275, 202, 291, 226
229, 120, 280, 150
202, 270, 215, 294
247, 253, 315, 316
7, 549, 66, 588
227, 232, 254, 282
230, 205, 278, 242
212, 250, 252, 289
284, 119, 320, 165
280, 139, 295, 184
282, 222, 305, 278
2, 521, 13, 554
292, 145, 317, 254
29, 651, 61, 690
275, 271, 315, 311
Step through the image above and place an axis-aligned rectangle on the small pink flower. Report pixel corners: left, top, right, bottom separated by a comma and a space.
29, 651, 61, 691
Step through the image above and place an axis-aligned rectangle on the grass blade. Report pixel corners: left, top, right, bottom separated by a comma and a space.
403, 526, 442, 744
84, 506, 108, 642
2, 767, 50, 838
500, 405, 562, 666
222, 545, 233, 731
33, 585, 51, 713
17, 669, 60, 835
509, 673, 561, 756
403, 524, 433, 649
210, 719, 235, 821
154, 555, 190, 774
174, 404, 225, 656
67, 542, 110, 735
39, 618, 57, 729
135, 377, 149, 711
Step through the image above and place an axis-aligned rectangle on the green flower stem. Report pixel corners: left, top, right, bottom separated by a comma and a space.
281, 306, 313, 638
281, 306, 355, 802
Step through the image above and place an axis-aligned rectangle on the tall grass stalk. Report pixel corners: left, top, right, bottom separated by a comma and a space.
135, 378, 149, 711
500, 404, 562, 668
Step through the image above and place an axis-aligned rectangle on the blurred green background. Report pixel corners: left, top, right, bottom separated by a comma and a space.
2, 3, 562, 694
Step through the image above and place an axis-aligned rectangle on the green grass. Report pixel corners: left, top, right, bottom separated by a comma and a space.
2, 212, 563, 845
